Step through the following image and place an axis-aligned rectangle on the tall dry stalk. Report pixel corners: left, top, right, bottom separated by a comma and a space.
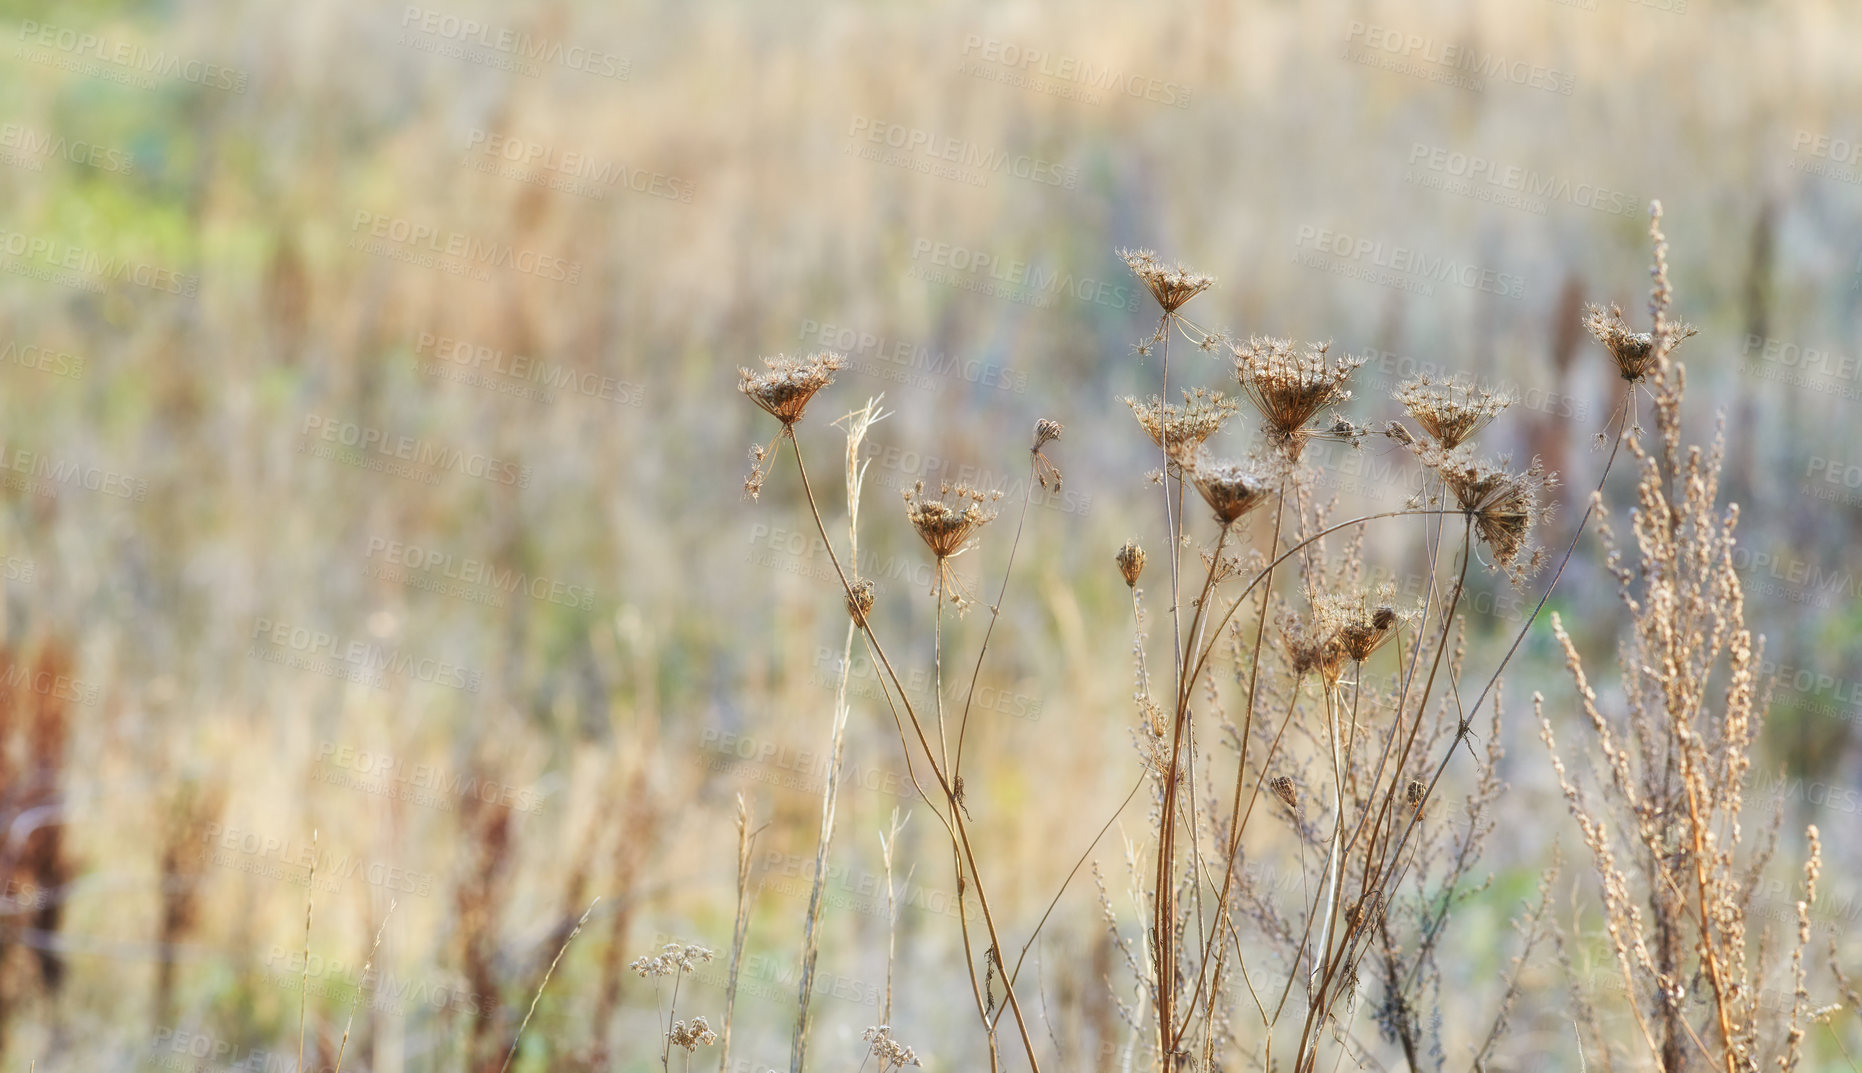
721, 794, 764, 1073
1538, 203, 1829, 1073
790, 394, 887, 1073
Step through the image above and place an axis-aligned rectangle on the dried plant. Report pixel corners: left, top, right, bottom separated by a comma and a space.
1539, 204, 1830, 1073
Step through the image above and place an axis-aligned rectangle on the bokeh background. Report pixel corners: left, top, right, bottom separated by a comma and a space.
1, 0, 1859, 1069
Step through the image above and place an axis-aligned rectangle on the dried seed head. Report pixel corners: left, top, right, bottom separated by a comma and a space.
1395, 373, 1513, 449
669, 1016, 718, 1051
1406, 780, 1427, 808
1119, 248, 1214, 314
862, 1026, 924, 1068
1116, 540, 1146, 587
1125, 388, 1239, 470
846, 579, 875, 625
1282, 614, 1345, 685
629, 942, 716, 978
1582, 304, 1659, 382
1190, 458, 1272, 527
1338, 603, 1402, 662
903, 481, 1001, 608
1033, 418, 1064, 489
1423, 446, 1558, 584
1233, 336, 1363, 453
1271, 775, 1298, 811
738, 352, 844, 425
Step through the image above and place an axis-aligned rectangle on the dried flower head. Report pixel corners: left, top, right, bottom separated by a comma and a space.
1033, 418, 1064, 490
669, 1016, 718, 1052
1119, 248, 1214, 314
1405, 780, 1427, 808
1425, 447, 1557, 583
862, 1025, 924, 1069
1271, 775, 1298, 811
1337, 600, 1403, 663
629, 942, 716, 978
1281, 614, 1345, 685
1189, 458, 1272, 527
1115, 540, 1146, 587
904, 481, 1001, 608
1125, 388, 1240, 470
846, 578, 875, 625
1581, 303, 1696, 383
1233, 336, 1364, 451
738, 351, 844, 425
1395, 373, 1513, 450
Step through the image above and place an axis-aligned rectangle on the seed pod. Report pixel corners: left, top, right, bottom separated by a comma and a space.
846, 579, 875, 625
1271, 776, 1298, 811
1406, 780, 1427, 808
1116, 541, 1146, 588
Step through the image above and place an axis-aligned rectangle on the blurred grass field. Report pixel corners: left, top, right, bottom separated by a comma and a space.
1, 0, 1860, 1069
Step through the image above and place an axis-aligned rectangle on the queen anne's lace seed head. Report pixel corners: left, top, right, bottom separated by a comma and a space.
1189, 459, 1272, 527
1120, 248, 1214, 314
738, 352, 844, 425
862, 1026, 924, 1069
1233, 337, 1363, 456
1423, 446, 1557, 584
1395, 373, 1512, 450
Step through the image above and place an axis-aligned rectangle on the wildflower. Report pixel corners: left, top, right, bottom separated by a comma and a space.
1233, 337, 1363, 455
1582, 305, 1656, 382
1115, 541, 1146, 588
862, 1026, 924, 1069
1119, 248, 1213, 314
1337, 602, 1402, 663
1189, 458, 1272, 527
1032, 418, 1064, 490
1281, 614, 1345, 686
1395, 374, 1512, 450
629, 943, 715, 978
1425, 447, 1557, 583
903, 481, 1001, 608
1125, 388, 1239, 471
669, 1016, 718, 1052
738, 352, 844, 426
